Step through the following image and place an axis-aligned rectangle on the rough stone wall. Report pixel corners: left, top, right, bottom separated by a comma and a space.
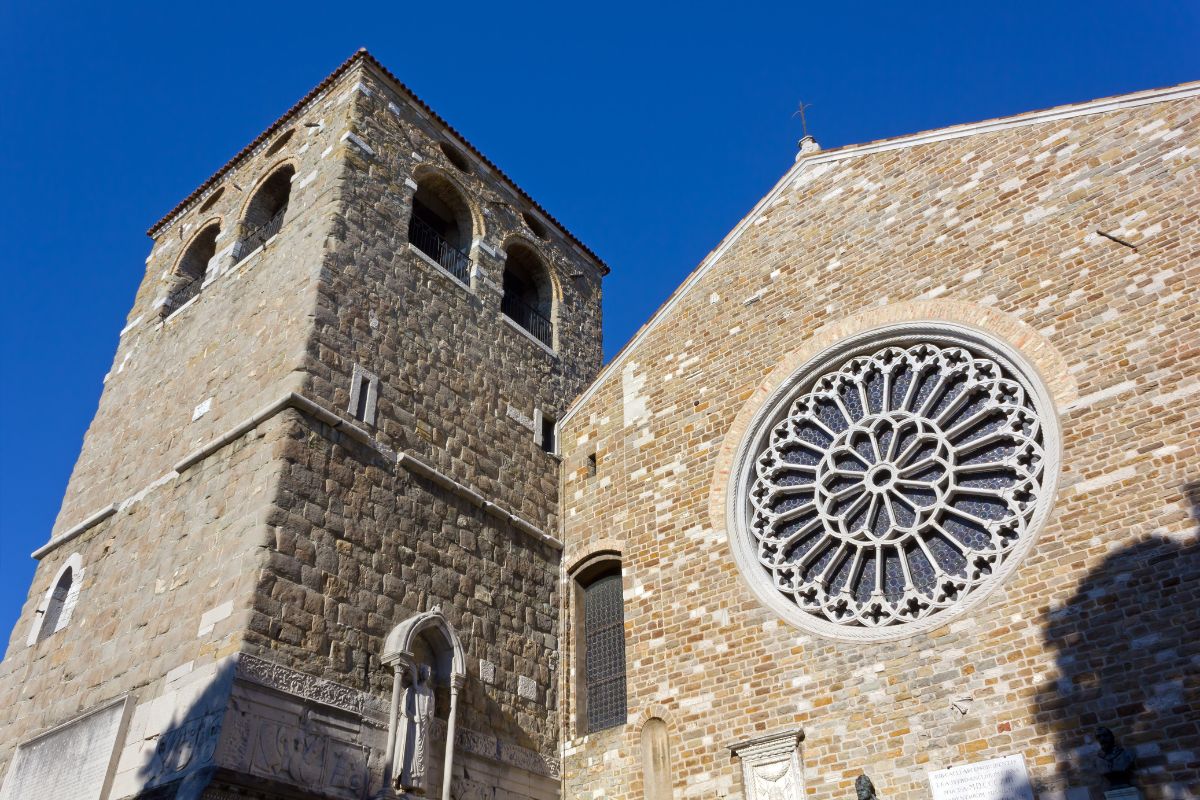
559, 94, 1199, 800
47, 78, 353, 535
240, 61, 605, 783
0, 66, 359, 789
0, 415, 292, 785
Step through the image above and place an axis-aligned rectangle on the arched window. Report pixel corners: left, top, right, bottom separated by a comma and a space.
238, 164, 294, 257
502, 244, 553, 348
640, 718, 674, 800
38, 568, 73, 643
163, 223, 220, 316
407, 175, 473, 284
572, 553, 627, 733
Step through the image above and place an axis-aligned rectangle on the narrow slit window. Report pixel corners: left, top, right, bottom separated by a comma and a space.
540, 414, 557, 454
587, 453, 598, 477
348, 365, 379, 426
355, 375, 371, 420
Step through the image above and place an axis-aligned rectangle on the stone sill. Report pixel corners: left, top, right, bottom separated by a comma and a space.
407, 243, 473, 294
501, 314, 558, 359
156, 237, 274, 329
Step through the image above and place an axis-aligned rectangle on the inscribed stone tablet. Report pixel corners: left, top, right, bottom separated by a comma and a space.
0, 699, 126, 800
928, 755, 1034, 800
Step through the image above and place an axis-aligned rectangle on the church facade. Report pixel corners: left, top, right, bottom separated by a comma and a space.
0, 50, 1197, 800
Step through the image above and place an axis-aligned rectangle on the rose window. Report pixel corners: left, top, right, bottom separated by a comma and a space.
734, 332, 1057, 639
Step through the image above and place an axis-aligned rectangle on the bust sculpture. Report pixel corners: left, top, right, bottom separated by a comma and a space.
1092, 727, 1136, 789
855, 774, 878, 800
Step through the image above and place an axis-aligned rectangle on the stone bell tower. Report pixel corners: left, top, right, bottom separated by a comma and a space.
0, 49, 605, 800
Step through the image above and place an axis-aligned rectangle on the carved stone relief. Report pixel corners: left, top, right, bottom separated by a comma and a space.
145, 711, 224, 786
730, 730, 804, 800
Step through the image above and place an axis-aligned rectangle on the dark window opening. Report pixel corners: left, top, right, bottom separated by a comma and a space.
354, 375, 371, 421
408, 179, 472, 284
502, 245, 553, 348
522, 211, 549, 240
265, 128, 294, 157
163, 224, 220, 316
587, 453, 598, 477
541, 414, 557, 454
38, 568, 73, 643
198, 186, 224, 213
439, 141, 472, 174
239, 165, 294, 257
582, 569, 627, 732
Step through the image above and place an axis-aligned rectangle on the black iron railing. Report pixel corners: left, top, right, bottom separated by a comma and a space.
163, 277, 202, 316
238, 206, 287, 259
409, 215, 471, 284
502, 292, 553, 348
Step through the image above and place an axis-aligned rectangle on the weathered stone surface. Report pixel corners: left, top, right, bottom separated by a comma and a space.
0, 51, 603, 800
558, 90, 1200, 799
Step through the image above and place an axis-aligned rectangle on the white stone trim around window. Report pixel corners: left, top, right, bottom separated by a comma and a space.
726, 321, 1061, 642
348, 364, 380, 427
26, 552, 84, 646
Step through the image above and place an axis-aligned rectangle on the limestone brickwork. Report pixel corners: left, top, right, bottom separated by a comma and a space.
0, 50, 603, 800
558, 87, 1199, 800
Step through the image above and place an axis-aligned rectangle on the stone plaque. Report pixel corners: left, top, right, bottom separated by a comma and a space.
929, 755, 1034, 800
0, 697, 130, 800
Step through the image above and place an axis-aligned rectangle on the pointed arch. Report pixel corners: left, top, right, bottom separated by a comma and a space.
382, 608, 466, 680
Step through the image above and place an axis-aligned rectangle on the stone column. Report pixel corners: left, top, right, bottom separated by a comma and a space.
440, 673, 465, 800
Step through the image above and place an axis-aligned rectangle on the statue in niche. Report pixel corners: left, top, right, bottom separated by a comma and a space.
395, 663, 437, 793
855, 774, 878, 800
1092, 727, 1136, 789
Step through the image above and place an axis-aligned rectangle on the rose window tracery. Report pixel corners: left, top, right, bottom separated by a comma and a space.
739, 335, 1055, 638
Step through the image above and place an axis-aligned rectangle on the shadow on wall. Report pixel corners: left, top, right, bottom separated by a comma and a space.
130, 659, 235, 800
1033, 480, 1200, 797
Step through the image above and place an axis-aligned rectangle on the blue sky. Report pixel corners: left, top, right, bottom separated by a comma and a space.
0, 1, 1196, 642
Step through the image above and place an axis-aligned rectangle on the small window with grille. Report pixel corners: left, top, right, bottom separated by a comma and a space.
577, 562, 627, 733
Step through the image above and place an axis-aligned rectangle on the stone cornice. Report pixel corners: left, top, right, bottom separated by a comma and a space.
33, 391, 558, 560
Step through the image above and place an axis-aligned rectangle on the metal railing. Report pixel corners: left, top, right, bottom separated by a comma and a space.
237, 206, 287, 260
163, 278, 202, 316
502, 292, 553, 348
408, 215, 471, 284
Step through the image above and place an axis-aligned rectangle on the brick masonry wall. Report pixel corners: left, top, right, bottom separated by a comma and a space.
559, 94, 1199, 800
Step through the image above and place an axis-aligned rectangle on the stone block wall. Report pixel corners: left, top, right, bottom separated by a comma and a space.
3, 49, 606, 800
558, 91, 1199, 800
0, 414, 293, 788
236, 59, 606, 785
302, 62, 604, 525
48, 78, 354, 534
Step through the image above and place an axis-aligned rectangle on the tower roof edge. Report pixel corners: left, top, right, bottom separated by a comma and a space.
146, 49, 609, 275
